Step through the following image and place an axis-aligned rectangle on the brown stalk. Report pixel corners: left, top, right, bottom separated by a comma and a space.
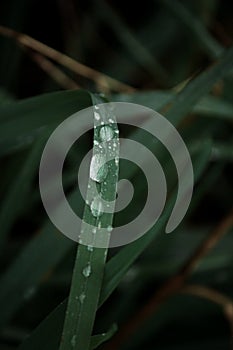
0, 25, 135, 93
30, 52, 80, 90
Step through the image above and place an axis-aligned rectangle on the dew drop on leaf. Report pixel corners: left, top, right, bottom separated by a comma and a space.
82, 263, 91, 278
99, 125, 115, 142
90, 154, 108, 183
90, 196, 104, 218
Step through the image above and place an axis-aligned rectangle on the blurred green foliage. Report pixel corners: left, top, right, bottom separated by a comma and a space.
0, 0, 232, 349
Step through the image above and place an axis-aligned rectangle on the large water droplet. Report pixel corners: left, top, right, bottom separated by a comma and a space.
90, 197, 104, 218
94, 111, 100, 120
90, 154, 108, 183
82, 263, 91, 277
107, 225, 113, 232
99, 125, 114, 142
79, 293, 86, 304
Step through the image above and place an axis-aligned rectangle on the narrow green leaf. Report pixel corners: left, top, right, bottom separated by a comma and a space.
165, 46, 233, 124
90, 324, 118, 350
112, 92, 233, 122
194, 96, 233, 120
59, 96, 120, 350
0, 90, 92, 156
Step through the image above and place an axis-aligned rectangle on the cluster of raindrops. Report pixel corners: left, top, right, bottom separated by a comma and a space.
89, 104, 119, 222
78, 102, 119, 250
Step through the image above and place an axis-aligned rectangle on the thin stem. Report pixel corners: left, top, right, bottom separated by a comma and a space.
0, 25, 135, 93
30, 52, 80, 90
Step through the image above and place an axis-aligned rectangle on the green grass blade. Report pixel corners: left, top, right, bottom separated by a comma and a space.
90, 324, 118, 349
112, 92, 233, 122
165, 46, 233, 124
0, 90, 92, 156
59, 97, 120, 350
194, 96, 233, 120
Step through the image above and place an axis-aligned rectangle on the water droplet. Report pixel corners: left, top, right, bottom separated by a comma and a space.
108, 118, 114, 124
107, 225, 113, 232
90, 197, 104, 218
90, 154, 108, 183
99, 125, 115, 142
87, 245, 93, 252
94, 140, 99, 146
82, 263, 91, 277
79, 293, 86, 304
71, 335, 77, 347
94, 111, 100, 120
115, 157, 119, 165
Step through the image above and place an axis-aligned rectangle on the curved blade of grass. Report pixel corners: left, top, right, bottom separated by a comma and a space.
113, 46, 232, 125
113, 92, 233, 122
0, 90, 92, 156
90, 324, 118, 349
59, 96, 120, 350
165, 45, 233, 125
194, 96, 233, 120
